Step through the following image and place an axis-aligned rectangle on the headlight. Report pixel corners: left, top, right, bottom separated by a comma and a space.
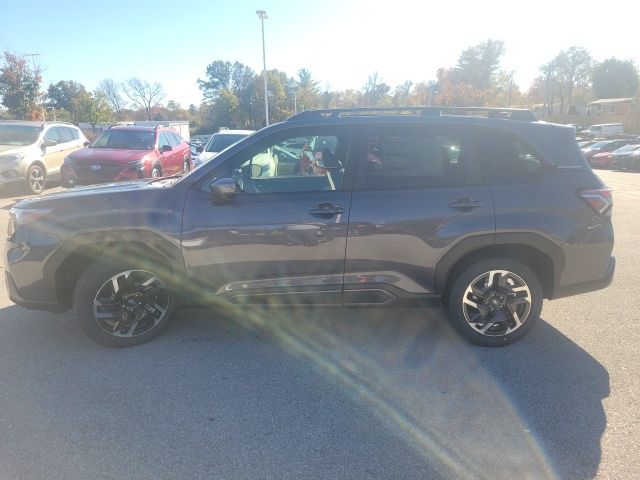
0, 154, 24, 163
127, 159, 147, 169
9, 207, 52, 226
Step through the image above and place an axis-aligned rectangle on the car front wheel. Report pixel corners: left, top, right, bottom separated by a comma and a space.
73, 261, 176, 347
27, 164, 46, 194
446, 258, 543, 346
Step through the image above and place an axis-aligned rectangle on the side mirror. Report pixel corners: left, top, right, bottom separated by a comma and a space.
83, 141, 90, 147
196, 145, 203, 153
160, 144, 172, 153
209, 177, 237, 199
43, 139, 57, 148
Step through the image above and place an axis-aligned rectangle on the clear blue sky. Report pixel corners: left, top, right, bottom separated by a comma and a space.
2, 0, 639, 107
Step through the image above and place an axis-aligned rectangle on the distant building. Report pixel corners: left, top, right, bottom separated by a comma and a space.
537, 97, 640, 134
584, 98, 635, 116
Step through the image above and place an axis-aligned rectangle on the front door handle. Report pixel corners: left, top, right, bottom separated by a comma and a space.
309, 203, 344, 218
449, 198, 483, 210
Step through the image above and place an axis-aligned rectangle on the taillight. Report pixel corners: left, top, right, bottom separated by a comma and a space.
580, 187, 613, 215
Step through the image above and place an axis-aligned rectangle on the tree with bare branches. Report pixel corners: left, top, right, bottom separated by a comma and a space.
98, 78, 127, 120
122, 77, 164, 120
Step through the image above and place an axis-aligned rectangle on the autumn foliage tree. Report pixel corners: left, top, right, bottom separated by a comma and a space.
0, 52, 43, 119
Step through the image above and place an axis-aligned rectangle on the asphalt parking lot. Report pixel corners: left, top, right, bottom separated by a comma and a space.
0, 170, 637, 480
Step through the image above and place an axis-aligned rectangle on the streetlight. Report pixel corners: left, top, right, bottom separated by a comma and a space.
256, 9, 269, 126
23, 53, 45, 121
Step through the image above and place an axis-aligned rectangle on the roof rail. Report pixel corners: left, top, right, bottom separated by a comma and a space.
287, 106, 537, 122
42, 121, 77, 127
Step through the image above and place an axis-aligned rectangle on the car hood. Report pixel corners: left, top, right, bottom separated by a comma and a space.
14, 180, 161, 209
0, 145, 29, 155
197, 151, 218, 162
69, 147, 152, 164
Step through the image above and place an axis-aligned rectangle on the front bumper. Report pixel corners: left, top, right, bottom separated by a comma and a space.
61, 164, 145, 187
5, 270, 63, 312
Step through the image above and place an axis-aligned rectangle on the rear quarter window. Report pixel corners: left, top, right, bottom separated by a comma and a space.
474, 129, 546, 185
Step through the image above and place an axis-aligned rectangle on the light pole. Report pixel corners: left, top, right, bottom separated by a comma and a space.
256, 10, 269, 126
23, 53, 45, 121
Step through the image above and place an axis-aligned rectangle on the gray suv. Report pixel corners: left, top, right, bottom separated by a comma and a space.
0, 121, 87, 194
4, 107, 615, 347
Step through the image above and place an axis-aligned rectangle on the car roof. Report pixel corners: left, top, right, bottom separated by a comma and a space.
215, 129, 255, 135
0, 120, 43, 127
0, 120, 79, 128
108, 126, 158, 132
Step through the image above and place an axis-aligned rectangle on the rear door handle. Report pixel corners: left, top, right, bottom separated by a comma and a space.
309, 203, 344, 218
449, 198, 483, 210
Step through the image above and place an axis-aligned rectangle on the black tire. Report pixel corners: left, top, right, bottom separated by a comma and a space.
151, 166, 162, 178
73, 260, 177, 347
446, 258, 543, 347
27, 164, 46, 194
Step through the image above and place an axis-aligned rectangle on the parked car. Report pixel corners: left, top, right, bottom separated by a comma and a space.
5, 107, 614, 348
589, 151, 615, 169
613, 144, 640, 170
582, 139, 631, 162
61, 125, 191, 187
194, 129, 254, 168
591, 144, 640, 169
0, 121, 87, 194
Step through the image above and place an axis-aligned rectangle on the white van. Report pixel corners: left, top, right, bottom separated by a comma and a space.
584, 123, 624, 137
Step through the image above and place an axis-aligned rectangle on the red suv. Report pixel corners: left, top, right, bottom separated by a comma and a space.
61, 126, 191, 187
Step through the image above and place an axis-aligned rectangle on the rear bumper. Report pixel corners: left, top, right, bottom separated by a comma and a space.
551, 256, 615, 299
5, 270, 63, 313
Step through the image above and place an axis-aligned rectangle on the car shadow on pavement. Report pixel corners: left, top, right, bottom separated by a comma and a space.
0, 304, 608, 479
0, 181, 61, 202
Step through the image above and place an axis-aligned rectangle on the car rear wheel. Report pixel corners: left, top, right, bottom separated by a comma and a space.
27, 164, 46, 194
73, 261, 176, 347
446, 258, 543, 346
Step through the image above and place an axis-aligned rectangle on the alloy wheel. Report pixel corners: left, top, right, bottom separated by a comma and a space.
92, 270, 169, 338
29, 167, 45, 194
461, 269, 532, 337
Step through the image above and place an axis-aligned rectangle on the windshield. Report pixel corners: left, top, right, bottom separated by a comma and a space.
91, 130, 155, 150
0, 125, 41, 146
588, 141, 614, 149
206, 134, 247, 152
613, 144, 640, 154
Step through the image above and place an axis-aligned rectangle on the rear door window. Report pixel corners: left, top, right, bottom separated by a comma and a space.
358, 126, 466, 190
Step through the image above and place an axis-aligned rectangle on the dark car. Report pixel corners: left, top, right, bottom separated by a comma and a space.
591, 144, 640, 169
582, 139, 630, 163
61, 125, 191, 187
5, 107, 614, 347
615, 144, 640, 170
